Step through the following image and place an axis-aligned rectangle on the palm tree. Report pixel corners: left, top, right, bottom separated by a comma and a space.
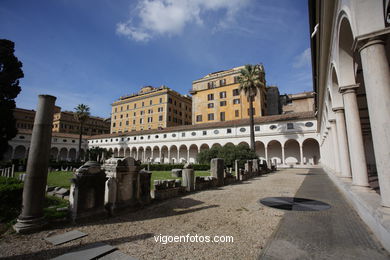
74, 104, 90, 162
238, 64, 265, 151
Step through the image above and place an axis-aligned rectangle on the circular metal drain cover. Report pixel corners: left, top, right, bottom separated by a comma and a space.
259, 197, 331, 211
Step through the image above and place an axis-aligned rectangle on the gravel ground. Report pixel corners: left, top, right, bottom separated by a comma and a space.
0, 168, 308, 260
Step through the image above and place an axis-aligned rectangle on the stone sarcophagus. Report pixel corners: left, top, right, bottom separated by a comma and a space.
102, 157, 140, 214
69, 161, 107, 222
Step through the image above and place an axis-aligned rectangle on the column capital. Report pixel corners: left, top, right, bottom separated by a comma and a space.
353, 27, 390, 52
332, 107, 344, 113
339, 84, 360, 95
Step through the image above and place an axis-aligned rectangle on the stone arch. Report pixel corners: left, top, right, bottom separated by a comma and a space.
284, 139, 300, 165
211, 143, 222, 149
145, 146, 152, 162
131, 147, 137, 158
68, 148, 77, 161
161, 145, 168, 163
303, 138, 321, 165
113, 148, 119, 157
238, 141, 249, 147
224, 142, 235, 147
170, 145, 178, 164
179, 144, 188, 163
267, 140, 282, 165
125, 147, 131, 157
337, 16, 356, 87
200, 144, 209, 152
189, 144, 198, 163
138, 147, 144, 161
255, 141, 266, 161
14, 145, 26, 160
330, 66, 343, 108
152, 146, 160, 163
50, 147, 59, 161
119, 147, 125, 157
59, 147, 68, 161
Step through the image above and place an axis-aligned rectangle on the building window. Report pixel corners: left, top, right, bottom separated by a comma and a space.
227, 128, 232, 134
255, 126, 260, 131
127, 105, 129, 110
148, 117, 153, 123
134, 104, 137, 109
287, 123, 294, 129
191, 132, 196, 136
159, 115, 163, 121
168, 98, 172, 103
150, 100, 152, 105
234, 76, 240, 83
168, 116, 171, 122
207, 93, 214, 101
235, 110, 239, 117
133, 119, 136, 124
270, 125, 277, 130
140, 118, 144, 124
142, 102, 144, 107
239, 128, 246, 132
219, 79, 226, 86
207, 81, 216, 89
208, 103, 214, 108
232, 89, 239, 96
172, 133, 176, 137
203, 130, 207, 136
305, 122, 314, 127
233, 99, 240, 104
126, 121, 129, 125
112, 123, 116, 127
220, 112, 225, 121
120, 114, 123, 119
219, 91, 226, 98
182, 132, 185, 137
155, 135, 159, 138
214, 129, 219, 134
159, 98, 163, 103
247, 108, 255, 116
220, 101, 227, 106
163, 134, 167, 138
208, 113, 214, 121
196, 115, 202, 122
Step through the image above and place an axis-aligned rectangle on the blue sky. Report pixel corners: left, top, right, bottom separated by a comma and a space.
0, 0, 313, 118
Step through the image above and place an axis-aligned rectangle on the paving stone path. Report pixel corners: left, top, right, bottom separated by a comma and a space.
259, 168, 390, 260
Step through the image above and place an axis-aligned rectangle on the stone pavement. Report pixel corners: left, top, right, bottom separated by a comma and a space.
258, 168, 390, 260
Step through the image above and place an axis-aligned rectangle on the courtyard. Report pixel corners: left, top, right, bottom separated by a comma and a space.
1, 168, 388, 259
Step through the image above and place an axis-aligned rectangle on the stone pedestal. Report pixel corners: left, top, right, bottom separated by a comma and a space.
14, 95, 56, 234
102, 157, 140, 214
139, 169, 152, 205
69, 161, 107, 221
211, 158, 224, 186
339, 85, 369, 187
359, 39, 390, 207
182, 169, 195, 191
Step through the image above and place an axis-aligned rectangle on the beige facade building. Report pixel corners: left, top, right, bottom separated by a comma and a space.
191, 65, 267, 124
281, 91, 315, 114
111, 86, 192, 133
13, 107, 110, 136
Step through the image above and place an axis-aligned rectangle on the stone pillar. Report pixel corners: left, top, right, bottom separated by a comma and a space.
177, 149, 179, 164
299, 143, 304, 165
168, 149, 171, 164
182, 168, 195, 191
339, 85, 369, 187
332, 108, 352, 178
143, 149, 146, 163
265, 146, 268, 165
187, 149, 190, 163
159, 150, 162, 163
234, 160, 240, 180
281, 145, 285, 165
14, 95, 56, 233
329, 119, 341, 174
359, 39, 390, 206
211, 158, 224, 186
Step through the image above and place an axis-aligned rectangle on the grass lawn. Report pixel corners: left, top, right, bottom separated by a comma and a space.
15, 170, 211, 190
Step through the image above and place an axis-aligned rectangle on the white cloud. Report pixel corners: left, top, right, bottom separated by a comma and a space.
116, 0, 250, 42
293, 48, 311, 68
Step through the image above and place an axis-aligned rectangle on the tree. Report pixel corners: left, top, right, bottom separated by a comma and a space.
238, 64, 265, 151
86, 147, 112, 162
0, 39, 23, 160
74, 104, 90, 162
196, 144, 257, 167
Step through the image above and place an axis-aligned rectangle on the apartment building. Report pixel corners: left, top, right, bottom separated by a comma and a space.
191, 65, 267, 124
110, 86, 192, 133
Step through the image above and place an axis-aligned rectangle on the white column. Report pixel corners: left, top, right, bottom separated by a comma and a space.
187, 149, 190, 163
299, 143, 303, 165
168, 149, 171, 164
265, 145, 269, 165
339, 85, 369, 187
159, 149, 162, 163
143, 148, 146, 163
281, 145, 285, 165
329, 119, 341, 174
359, 39, 390, 206
332, 107, 352, 178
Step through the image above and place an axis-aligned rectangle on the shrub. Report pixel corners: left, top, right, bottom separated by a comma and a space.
0, 176, 23, 222
140, 164, 210, 171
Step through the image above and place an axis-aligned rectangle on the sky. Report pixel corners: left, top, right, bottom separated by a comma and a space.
0, 0, 313, 118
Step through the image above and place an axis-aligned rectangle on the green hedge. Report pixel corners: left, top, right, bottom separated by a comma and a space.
0, 177, 23, 222
140, 164, 210, 171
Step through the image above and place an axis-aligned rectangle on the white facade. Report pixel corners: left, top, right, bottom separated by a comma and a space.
88, 116, 320, 167
3, 131, 88, 162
